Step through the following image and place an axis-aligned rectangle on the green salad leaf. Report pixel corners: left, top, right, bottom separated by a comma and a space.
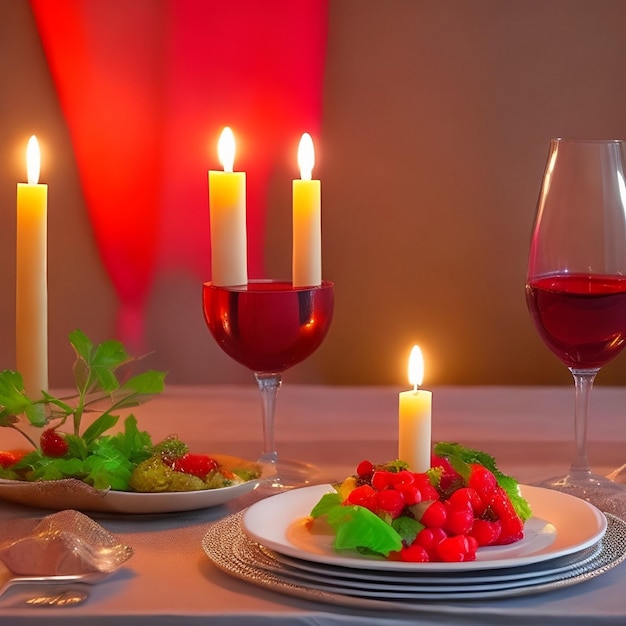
310, 491, 403, 557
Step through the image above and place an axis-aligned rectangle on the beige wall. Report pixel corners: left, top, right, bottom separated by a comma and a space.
2, 1, 626, 387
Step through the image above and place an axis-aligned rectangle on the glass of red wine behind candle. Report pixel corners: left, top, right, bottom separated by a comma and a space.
525, 138, 626, 514
202, 280, 334, 489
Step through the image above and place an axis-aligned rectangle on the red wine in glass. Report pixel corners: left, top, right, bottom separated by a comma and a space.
203, 280, 333, 373
526, 274, 626, 369
526, 138, 626, 515
202, 280, 334, 488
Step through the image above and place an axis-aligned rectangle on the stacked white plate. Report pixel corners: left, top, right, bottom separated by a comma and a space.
203, 484, 626, 610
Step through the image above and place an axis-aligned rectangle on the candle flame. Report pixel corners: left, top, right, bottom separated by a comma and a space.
26, 135, 40, 185
218, 127, 236, 173
408, 345, 424, 391
298, 133, 315, 181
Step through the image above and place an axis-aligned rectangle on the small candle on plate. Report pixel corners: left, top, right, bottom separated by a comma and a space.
208, 127, 247, 286
398, 345, 432, 472
16, 135, 48, 397
292, 133, 321, 287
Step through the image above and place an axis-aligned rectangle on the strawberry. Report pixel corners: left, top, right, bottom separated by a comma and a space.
468, 463, 498, 502
414, 526, 447, 559
345, 484, 378, 511
437, 535, 478, 562
170, 453, 218, 479
40, 429, 69, 458
431, 454, 462, 493
486, 486, 524, 544
0, 450, 27, 468
397, 543, 430, 562
355, 460, 374, 478
375, 489, 405, 519
470, 518, 502, 546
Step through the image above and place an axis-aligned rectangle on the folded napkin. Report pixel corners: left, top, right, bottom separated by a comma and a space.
0, 510, 133, 576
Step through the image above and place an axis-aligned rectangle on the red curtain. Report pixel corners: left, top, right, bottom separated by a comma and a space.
29, 0, 329, 350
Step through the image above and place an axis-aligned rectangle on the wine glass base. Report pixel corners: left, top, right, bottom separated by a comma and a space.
228, 458, 330, 510
253, 457, 331, 497
533, 471, 626, 519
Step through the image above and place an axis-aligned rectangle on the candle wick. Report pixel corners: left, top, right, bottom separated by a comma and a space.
413, 383, 419, 393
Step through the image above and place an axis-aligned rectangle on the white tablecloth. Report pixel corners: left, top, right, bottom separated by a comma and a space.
1, 384, 626, 625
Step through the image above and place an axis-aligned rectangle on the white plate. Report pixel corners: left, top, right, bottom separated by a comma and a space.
204, 511, 626, 606
242, 484, 607, 572
268, 539, 603, 584
0, 454, 264, 514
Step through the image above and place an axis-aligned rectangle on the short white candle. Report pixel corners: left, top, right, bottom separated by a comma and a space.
398, 345, 432, 472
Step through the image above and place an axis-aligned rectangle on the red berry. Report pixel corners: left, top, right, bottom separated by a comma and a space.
356, 460, 374, 478
415, 527, 447, 559
170, 453, 218, 479
471, 519, 502, 546
0, 450, 26, 468
447, 487, 482, 514
411, 473, 440, 501
487, 486, 524, 544
443, 500, 474, 535
431, 454, 462, 491
375, 489, 405, 519
40, 429, 69, 457
390, 470, 415, 487
396, 484, 422, 506
417, 500, 447, 528
371, 470, 393, 491
436, 535, 477, 562
468, 464, 497, 500
399, 543, 430, 562
345, 484, 377, 511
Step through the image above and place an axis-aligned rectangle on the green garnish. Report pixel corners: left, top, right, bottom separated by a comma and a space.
434, 441, 533, 521
311, 492, 403, 557
0, 329, 166, 490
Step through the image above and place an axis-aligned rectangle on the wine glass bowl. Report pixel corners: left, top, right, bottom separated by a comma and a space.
202, 280, 334, 488
202, 280, 334, 373
525, 138, 626, 515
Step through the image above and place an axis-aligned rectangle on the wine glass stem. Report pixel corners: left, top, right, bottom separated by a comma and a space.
254, 372, 282, 467
569, 368, 599, 477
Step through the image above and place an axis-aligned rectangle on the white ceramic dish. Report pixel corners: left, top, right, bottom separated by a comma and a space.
0, 454, 263, 514
242, 484, 607, 572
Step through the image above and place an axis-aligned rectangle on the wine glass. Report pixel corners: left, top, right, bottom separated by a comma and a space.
202, 279, 334, 489
525, 138, 626, 515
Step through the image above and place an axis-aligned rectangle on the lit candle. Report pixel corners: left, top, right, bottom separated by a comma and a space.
398, 345, 432, 472
292, 133, 321, 287
16, 135, 48, 397
208, 127, 247, 286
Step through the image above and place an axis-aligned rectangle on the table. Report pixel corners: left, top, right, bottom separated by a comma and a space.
1, 384, 626, 625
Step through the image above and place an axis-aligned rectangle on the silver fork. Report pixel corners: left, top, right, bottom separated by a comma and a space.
0, 571, 108, 606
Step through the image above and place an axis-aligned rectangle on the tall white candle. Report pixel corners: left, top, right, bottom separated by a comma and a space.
16, 135, 48, 397
398, 345, 432, 472
208, 127, 247, 286
292, 133, 321, 287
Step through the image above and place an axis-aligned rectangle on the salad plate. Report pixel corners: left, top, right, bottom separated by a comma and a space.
203, 510, 626, 606
0, 454, 264, 514
242, 484, 607, 572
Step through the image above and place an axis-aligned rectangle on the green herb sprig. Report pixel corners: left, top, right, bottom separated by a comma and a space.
0, 329, 166, 489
